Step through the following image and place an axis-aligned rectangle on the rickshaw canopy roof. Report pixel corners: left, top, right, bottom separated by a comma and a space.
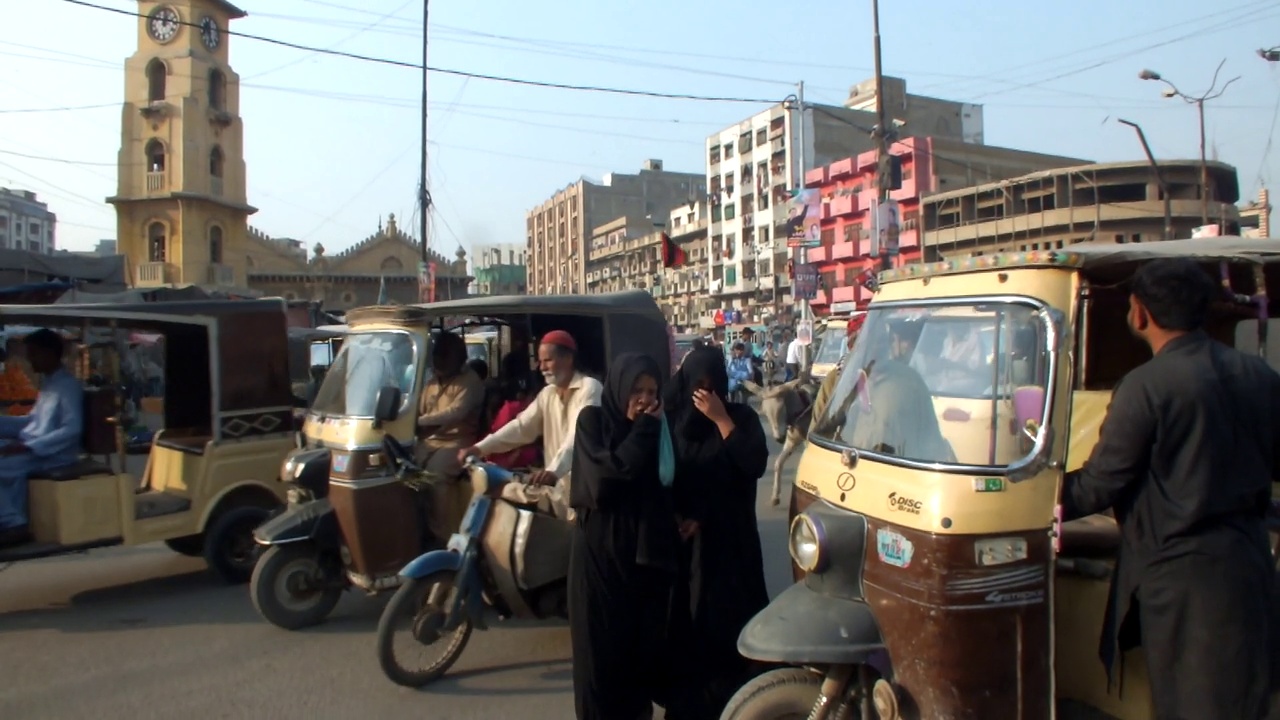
0, 298, 291, 330
879, 237, 1280, 286
345, 289, 663, 326
0, 299, 295, 435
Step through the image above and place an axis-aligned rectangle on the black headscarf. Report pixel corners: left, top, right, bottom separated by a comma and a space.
601, 352, 663, 446
665, 346, 730, 443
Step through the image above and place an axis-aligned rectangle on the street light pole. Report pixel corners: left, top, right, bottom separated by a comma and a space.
871, 0, 892, 272
1117, 119, 1172, 241
1139, 60, 1240, 228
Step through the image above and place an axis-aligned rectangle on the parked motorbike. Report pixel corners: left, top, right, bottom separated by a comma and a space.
374, 456, 572, 688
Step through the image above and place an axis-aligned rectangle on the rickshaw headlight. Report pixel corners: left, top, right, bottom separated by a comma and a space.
789, 514, 827, 573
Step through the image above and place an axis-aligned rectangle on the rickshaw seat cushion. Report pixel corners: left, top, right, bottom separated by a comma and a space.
1058, 514, 1121, 558
29, 458, 113, 482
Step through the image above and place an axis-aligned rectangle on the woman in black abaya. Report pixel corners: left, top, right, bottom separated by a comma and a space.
664, 346, 771, 720
569, 352, 679, 720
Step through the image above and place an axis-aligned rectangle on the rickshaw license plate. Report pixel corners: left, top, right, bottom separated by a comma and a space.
876, 528, 914, 568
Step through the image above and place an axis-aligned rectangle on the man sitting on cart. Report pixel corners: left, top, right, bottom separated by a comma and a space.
0, 329, 83, 548
416, 332, 486, 542
457, 330, 603, 521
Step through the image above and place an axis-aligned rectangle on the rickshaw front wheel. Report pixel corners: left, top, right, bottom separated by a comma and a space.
251, 543, 343, 630
721, 667, 855, 720
204, 505, 274, 584
376, 570, 473, 688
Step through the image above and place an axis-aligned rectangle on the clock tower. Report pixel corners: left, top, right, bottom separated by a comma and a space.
109, 0, 254, 289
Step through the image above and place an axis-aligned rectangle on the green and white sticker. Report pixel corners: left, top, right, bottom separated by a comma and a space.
973, 477, 1004, 492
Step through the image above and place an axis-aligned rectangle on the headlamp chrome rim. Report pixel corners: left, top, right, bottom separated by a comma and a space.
788, 512, 828, 573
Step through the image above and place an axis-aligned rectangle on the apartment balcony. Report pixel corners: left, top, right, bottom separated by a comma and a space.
899, 228, 920, 250
145, 171, 166, 193
829, 158, 856, 179
135, 261, 177, 287
741, 213, 754, 227
806, 245, 831, 263
890, 175, 919, 202
768, 124, 785, 141
830, 195, 857, 217
832, 285, 858, 304
832, 241, 858, 260
805, 167, 827, 187
810, 289, 830, 306
770, 139, 786, 155
206, 263, 235, 286
857, 150, 878, 172
211, 176, 224, 197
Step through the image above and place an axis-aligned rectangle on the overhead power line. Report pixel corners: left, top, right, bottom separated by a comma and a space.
60, 0, 780, 104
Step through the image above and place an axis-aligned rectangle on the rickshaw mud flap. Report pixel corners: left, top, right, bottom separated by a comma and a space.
737, 581, 884, 666
253, 498, 338, 546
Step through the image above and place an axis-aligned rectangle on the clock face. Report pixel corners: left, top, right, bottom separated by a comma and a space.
199, 16, 220, 50
147, 6, 180, 44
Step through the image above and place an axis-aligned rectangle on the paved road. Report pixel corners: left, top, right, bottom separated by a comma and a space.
0, 438, 797, 720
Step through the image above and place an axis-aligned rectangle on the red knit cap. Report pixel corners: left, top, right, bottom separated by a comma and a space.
540, 330, 577, 352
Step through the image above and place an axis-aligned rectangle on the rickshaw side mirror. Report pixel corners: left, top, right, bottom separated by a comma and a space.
372, 385, 403, 427
1008, 425, 1055, 483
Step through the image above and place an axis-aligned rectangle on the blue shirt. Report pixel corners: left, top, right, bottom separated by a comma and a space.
0, 368, 83, 463
727, 356, 753, 382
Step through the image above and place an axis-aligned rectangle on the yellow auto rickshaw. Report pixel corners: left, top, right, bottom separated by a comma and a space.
0, 300, 295, 583
730, 238, 1280, 719
250, 290, 673, 630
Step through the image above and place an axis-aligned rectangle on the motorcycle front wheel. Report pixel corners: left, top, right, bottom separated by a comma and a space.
375, 570, 474, 688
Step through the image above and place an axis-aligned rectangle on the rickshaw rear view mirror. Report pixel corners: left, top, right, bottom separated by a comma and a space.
1008, 425, 1055, 483
372, 385, 403, 427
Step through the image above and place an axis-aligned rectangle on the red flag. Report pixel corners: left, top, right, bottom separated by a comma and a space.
661, 233, 686, 268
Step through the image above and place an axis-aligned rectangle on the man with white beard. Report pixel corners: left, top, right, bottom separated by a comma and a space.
458, 330, 602, 520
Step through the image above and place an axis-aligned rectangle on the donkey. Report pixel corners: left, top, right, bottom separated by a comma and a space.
744, 377, 817, 506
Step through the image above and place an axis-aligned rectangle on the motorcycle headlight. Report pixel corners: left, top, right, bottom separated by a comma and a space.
789, 513, 828, 573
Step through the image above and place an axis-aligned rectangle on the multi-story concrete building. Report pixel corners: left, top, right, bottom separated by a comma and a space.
923, 160, 1242, 257
702, 76, 988, 324
0, 188, 57, 254
471, 242, 527, 296
803, 136, 1087, 314
526, 160, 704, 295
1240, 188, 1272, 238
585, 216, 664, 299
657, 200, 712, 330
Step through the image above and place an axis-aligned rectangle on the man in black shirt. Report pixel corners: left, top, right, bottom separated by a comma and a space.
1063, 258, 1277, 719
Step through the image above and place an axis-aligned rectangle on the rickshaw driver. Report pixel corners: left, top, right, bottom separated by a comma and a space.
415, 331, 485, 541
1061, 258, 1277, 720
456, 330, 603, 521
817, 318, 954, 462
0, 329, 83, 548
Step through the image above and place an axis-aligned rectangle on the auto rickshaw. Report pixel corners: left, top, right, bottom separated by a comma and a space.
0, 300, 295, 582
250, 290, 672, 630
731, 238, 1280, 719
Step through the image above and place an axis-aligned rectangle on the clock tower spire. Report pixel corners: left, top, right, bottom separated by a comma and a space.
109, 0, 255, 290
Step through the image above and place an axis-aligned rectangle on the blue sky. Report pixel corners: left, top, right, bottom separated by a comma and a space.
4, 0, 1279, 254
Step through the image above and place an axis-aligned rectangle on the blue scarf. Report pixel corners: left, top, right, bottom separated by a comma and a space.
658, 413, 675, 488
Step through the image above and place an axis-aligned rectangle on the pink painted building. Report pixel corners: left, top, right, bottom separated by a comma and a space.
801, 135, 1085, 315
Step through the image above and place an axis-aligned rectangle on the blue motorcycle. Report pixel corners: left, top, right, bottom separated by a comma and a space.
374, 456, 573, 688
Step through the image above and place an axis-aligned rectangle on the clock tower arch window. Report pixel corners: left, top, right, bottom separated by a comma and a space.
145, 139, 166, 172
147, 222, 167, 263
209, 146, 224, 178
209, 225, 224, 264
146, 59, 167, 103
208, 69, 226, 111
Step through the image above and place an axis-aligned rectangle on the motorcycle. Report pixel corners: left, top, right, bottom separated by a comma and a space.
374, 455, 572, 688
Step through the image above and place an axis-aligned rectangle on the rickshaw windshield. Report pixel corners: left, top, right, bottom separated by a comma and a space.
811, 300, 1052, 469
465, 342, 489, 364
813, 329, 847, 365
312, 331, 417, 417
